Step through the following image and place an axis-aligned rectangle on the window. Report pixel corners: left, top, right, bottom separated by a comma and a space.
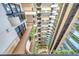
15, 26, 22, 38
15, 26, 20, 34
49, 22, 51, 24
36, 3, 41, 7
37, 13, 41, 17
10, 3, 17, 14
48, 25, 51, 27
37, 8, 41, 10
38, 29, 41, 32
49, 18, 51, 20
2, 3, 13, 15
38, 42, 41, 43
37, 18, 41, 20
16, 4, 21, 13
37, 24, 41, 27
22, 23, 26, 32
38, 22, 41, 24
19, 23, 26, 36
38, 34, 41, 37
19, 13, 25, 22
38, 38, 41, 40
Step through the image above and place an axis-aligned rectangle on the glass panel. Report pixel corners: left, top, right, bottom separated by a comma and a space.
2, 3, 12, 15
10, 3, 17, 13
66, 38, 78, 52
16, 4, 21, 12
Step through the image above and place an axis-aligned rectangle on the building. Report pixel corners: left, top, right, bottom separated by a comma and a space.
0, 3, 27, 54
0, 3, 79, 55
50, 3, 79, 54
31, 3, 62, 54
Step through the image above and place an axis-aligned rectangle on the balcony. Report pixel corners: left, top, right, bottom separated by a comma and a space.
52, 7, 60, 11
8, 16, 21, 27
36, 3, 41, 7
37, 18, 41, 20
49, 15, 56, 19
48, 27, 53, 30
41, 35, 47, 38
36, 8, 41, 11
49, 20, 54, 24
66, 38, 78, 52
41, 13, 50, 16
51, 10, 58, 16
41, 30, 47, 33
51, 4, 58, 8
37, 24, 41, 27
37, 13, 41, 17
48, 23, 53, 27
41, 7, 51, 11
41, 17, 49, 20
41, 10, 51, 14
63, 41, 72, 50
53, 50, 76, 55
47, 30, 52, 33
41, 25, 48, 28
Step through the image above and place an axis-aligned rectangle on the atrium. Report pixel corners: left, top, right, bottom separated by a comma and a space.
0, 3, 79, 55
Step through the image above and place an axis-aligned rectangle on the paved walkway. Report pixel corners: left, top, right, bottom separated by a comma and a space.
13, 24, 32, 54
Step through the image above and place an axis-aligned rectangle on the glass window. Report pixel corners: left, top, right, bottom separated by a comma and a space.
10, 3, 17, 13
16, 4, 21, 13
2, 3, 12, 15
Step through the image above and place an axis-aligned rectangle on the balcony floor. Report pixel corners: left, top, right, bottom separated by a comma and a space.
13, 23, 32, 54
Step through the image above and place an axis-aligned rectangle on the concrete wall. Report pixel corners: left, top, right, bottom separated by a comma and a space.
0, 4, 18, 54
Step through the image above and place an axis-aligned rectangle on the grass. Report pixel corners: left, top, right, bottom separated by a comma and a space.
29, 26, 36, 41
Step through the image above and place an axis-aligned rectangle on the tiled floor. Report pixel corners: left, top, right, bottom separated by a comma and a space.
13, 23, 32, 54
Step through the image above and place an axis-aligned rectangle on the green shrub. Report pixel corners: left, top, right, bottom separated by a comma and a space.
29, 26, 36, 41
76, 25, 79, 31
54, 50, 76, 55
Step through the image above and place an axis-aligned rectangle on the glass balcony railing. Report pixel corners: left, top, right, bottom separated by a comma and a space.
52, 26, 55, 30
70, 33, 79, 44
73, 30, 79, 37
63, 41, 72, 50
68, 35, 79, 50
63, 44, 69, 50
53, 50, 76, 55
66, 38, 78, 53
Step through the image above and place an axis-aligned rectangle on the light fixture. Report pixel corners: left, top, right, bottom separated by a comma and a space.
49, 15, 56, 19
25, 11, 36, 15
52, 10, 57, 13
37, 11, 40, 13
51, 4, 58, 8
42, 7, 51, 10
51, 20, 54, 23
45, 10, 48, 13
